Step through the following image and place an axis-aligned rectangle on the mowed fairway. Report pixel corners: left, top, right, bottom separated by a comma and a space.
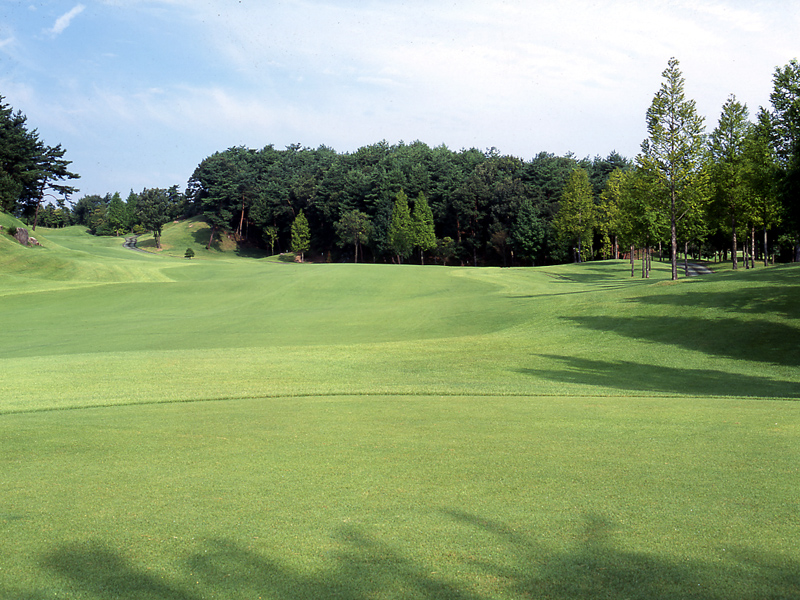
1, 222, 799, 599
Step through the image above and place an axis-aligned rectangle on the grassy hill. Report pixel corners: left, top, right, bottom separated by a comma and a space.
1, 222, 798, 599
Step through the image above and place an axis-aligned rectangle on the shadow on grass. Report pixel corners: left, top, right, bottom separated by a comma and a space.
41, 541, 201, 599
30, 513, 800, 600
190, 228, 221, 252
518, 355, 800, 398
442, 510, 800, 600
564, 315, 800, 367
634, 283, 800, 321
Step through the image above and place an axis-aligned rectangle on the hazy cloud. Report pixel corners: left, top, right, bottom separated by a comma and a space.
48, 4, 86, 36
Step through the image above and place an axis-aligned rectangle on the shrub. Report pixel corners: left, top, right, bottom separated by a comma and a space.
184, 247, 195, 259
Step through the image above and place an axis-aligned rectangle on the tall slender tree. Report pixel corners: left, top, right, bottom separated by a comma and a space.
708, 95, 752, 269
291, 210, 310, 261
388, 190, 414, 263
763, 59, 800, 258
638, 57, 708, 279
411, 191, 436, 264
552, 168, 595, 263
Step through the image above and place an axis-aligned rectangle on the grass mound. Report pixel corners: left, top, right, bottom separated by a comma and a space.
0, 223, 798, 599
136, 215, 261, 258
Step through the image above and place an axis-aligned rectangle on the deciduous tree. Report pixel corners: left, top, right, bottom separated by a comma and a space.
638, 57, 708, 279
552, 168, 595, 262
708, 95, 752, 269
335, 210, 373, 263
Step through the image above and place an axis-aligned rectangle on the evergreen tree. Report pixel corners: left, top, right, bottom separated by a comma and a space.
411, 192, 436, 264
291, 210, 310, 261
388, 190, 414, 263
510, 196, 545, 265
638, 57, 709, 279
106, 192, 127, 236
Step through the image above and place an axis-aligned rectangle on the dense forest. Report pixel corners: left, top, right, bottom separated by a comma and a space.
3, 58, 800, 273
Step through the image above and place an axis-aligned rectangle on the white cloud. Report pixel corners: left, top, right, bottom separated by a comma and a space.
48, 4, 86, 36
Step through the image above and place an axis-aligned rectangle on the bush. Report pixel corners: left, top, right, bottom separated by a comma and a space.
6, 226, 17, 237
184, 247, 195, 259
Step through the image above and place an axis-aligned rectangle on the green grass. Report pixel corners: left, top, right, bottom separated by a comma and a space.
1, 221, 799, 599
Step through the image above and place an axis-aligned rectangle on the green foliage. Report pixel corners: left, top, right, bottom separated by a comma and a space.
0, 95, 79, 223
334, 209, 373, 263
638, 57, 709, 279
411, 191, 436, 263
264, 225, 279, 255
388, 190, 414, 262
105, 192, 127, 235
708, 95, 752, 268
510, 196, 545, 264
291, 210, 310, 260
552, 168, 595, 262
184, 247, 195, 259
135, 187, 183, 249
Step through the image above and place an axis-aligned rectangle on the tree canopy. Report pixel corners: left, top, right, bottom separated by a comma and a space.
0, 95, 79, 224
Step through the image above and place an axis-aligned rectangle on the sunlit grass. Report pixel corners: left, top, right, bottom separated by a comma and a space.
1, 221, 798, 599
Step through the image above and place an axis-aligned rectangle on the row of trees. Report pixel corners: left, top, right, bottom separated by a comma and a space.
551, 58, 800, 278
5, 57, 799, 270
47, 187, 187, 249
184, 142, 628, 264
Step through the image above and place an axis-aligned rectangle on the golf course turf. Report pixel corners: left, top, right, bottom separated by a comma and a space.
1, 218, 798, 599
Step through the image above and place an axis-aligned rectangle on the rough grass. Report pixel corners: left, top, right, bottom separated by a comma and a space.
1, 221, 799, 599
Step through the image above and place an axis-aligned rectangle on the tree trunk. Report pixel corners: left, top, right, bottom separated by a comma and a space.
684, 241, 689, 277
732, 215, 738, 270
670, 186, 678, 280
751, 226, 756, 269
744, 239, 749, 269
630, 245, 635, 277
646, 246, 651, 278
207, 224, 216, 250
763, 225, 769, 267
642, 248, 646, 278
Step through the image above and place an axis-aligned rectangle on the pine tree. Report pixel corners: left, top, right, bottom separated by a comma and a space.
411, 192, 435, 264
291, 210, 310, 261
388, 190, 413, 263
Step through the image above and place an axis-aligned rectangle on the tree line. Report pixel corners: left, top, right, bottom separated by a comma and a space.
3, 57, 800, 271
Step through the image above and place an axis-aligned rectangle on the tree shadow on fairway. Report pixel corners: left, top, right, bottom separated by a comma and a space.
184, 532, 479, 600
442, 510, 800, 600
40, 541, 201, 600
633, 283, 800, 322
34, 515, 800, 600
518, 355, 800, 398
564, 315, 800, 367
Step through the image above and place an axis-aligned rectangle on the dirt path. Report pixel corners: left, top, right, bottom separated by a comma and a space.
123, 235, 150, 253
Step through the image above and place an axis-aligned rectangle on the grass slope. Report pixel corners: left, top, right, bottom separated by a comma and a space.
1, 223, 798, 599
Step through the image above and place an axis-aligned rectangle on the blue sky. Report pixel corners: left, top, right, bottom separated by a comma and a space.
1, 0, 798, 198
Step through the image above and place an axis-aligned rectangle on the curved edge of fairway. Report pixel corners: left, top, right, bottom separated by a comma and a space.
2, 391, 797, 418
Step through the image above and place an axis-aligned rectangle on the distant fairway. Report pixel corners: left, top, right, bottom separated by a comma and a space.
1, 219, 798, 599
